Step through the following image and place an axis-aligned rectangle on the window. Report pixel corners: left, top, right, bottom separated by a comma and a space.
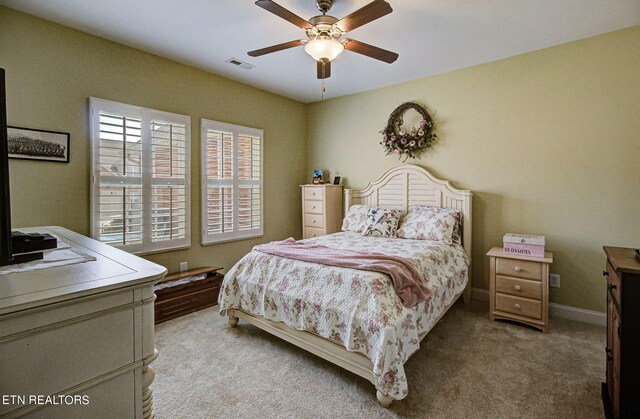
89, 98, 190, 254
201, 119, 263, 245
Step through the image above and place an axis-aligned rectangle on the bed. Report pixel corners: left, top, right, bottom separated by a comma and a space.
219, 164, 472, 407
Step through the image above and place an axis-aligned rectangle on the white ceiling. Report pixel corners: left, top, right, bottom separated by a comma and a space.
2, 0, 639, 103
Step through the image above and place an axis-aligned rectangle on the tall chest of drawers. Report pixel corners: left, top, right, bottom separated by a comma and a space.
300, 184, 343, 239
602, 246, 640, 419
487, 247, 553, 333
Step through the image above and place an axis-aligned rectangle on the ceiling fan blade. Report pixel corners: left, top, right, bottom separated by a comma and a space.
335, 0, 393, 33
317, 60, 331, 79
255, 0, 313, 30
342, 39, 398, 63
248, 40, 305, 57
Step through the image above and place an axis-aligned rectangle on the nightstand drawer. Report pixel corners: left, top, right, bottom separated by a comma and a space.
304, 200, 323, 214
496, 258, 542, 281
304, 187, 324, 201
495, 293, 541, 320
304, 213, 324, 228
304, 226, 325, 239
496, 275, 541, 300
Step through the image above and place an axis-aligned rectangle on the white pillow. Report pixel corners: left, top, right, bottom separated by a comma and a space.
397, 206, 461, 244
341, 205, 371, 233
362, 208, 403, 238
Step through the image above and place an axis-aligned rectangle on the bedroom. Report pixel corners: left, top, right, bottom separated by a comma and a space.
0, 0, 639, 417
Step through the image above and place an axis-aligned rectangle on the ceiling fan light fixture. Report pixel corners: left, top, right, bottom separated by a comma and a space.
304, 37, 344, 62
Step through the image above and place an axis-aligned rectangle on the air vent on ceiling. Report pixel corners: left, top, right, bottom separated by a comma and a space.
226, 58, 254, 70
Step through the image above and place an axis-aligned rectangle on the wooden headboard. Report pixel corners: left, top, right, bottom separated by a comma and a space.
344, 164, 473, 258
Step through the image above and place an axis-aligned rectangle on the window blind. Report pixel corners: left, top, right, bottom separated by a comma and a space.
90, 98, 191, 254
201, 120, 263, 245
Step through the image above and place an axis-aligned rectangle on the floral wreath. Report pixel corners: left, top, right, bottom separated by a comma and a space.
380, 101, 437, 161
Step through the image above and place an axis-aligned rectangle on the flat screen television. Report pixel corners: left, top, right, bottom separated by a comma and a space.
0, 68, 57, 266
0, 68, 12, 266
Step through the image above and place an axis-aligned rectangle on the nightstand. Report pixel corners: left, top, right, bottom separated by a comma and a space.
487, 247, 553, 333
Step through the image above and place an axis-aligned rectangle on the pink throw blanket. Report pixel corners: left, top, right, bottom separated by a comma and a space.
253, 238, 432, 307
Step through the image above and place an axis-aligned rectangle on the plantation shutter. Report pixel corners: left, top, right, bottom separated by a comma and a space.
201, 120, 263, 245
90, 98, 191, 254
149, 115, 188, 244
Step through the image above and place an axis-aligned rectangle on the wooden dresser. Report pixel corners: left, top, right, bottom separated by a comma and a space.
487, 247, 553, 333
602, 246, 640, 419
300, 184, 343, 239
0, 227, 166, 419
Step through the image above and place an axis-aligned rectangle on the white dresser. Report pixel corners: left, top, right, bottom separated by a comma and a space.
0, 227, 166, 418
300, 184, 343, 239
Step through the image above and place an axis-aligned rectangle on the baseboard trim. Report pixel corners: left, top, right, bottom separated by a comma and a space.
471, 287, 606, 327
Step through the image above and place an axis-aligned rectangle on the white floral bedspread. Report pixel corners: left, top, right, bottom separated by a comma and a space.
218, 232, 468, 400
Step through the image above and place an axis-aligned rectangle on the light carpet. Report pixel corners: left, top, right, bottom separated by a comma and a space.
153, 300, 605, 418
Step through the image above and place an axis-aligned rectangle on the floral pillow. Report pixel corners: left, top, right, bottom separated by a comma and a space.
362, 208, 403, 238
397, 205, 461, 244
341, 205, 371, 233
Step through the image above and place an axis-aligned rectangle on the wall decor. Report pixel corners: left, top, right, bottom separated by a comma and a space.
380, 101, 437, 161
7, 126, 70, 163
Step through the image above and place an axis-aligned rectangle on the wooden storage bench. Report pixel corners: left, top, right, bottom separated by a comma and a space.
154, 267, 223, 324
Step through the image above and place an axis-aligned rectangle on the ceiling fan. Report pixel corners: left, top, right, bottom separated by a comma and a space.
248, 0, 399, 79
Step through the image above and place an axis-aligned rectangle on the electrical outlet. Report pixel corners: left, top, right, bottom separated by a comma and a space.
179, 261, 188, 273
549, 273, 560, 288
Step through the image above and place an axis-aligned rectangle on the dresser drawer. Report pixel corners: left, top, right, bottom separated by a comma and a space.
304, 200, 323, 214
304, 213, 324, 228
0, 307, 134, 408
304, 187, 324, 201
304, 226, 325, 239
495, 293, 542, 320
495, 275, 542, 300
605, 261, 621, 304
496, 257, 542, 281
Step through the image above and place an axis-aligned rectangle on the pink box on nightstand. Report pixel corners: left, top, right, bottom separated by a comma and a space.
503, 233, 545, 258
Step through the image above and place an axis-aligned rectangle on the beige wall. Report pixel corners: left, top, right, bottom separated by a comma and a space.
2, 6, 638, 312
0, 7, 307, 274
307, 26, 640, 312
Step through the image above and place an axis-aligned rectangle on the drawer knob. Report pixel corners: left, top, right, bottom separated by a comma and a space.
312, 206, 316, 209
603, 271, 609, 277
608, 283, 617, 290
312, 192, 316, 196
514, 285, 521, 291
313, 220, 316, 223
514, 304, 521, 310
514, 266, 521, 272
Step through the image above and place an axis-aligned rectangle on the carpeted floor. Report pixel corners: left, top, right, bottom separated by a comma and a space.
153, 300, 605, 418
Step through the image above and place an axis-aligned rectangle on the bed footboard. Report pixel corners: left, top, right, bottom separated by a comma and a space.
224, 309, 396, 406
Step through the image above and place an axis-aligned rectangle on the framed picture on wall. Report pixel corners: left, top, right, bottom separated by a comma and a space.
7, 126, 70, 163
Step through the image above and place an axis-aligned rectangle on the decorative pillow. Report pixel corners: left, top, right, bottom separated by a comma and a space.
397, 206, 461, 244
362, 208, 403, 237
341, 205, 371, 233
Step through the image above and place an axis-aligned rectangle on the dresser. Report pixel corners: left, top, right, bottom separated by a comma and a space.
602, 246, 640, 419
0, 227, 166, 419
487, 247, 553, 333
300, 184, 343, 239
